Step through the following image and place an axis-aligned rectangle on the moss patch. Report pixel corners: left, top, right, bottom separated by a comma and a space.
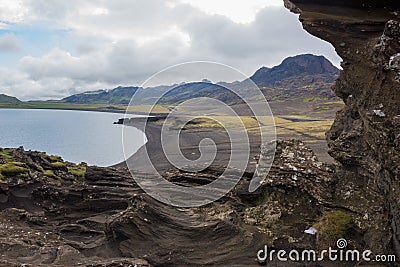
36, 166, 45, 172
255, 190, 269, 206
51, 162, 65, 168
314, 210, 352, 246
39, 152, 62, 162
68, 165, 86, 180
0, 149, 15, 162
43, 169, 57, 178
0, 162, 29, 181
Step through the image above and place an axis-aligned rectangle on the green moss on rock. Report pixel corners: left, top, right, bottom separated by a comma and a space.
51, 162, 65, 168
43, 170, 57, 178
314, 210, 352, 247
39, 152, 62, 162
0, 149, 15, 162
68, 165, 86, 180
0, 162, 29, 181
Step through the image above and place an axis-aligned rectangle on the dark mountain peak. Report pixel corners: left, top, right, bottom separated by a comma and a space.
0, 93, 21, 104
250, 66, 271, 80
250, 54, 339, 87
279, 54, 338, 75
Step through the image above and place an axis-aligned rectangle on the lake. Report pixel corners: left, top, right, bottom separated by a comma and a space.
0, 109, 146, 166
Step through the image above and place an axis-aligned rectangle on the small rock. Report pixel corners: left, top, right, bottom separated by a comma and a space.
389, 53, 400, 69
373, 109, 386, 117
304, 227, 317, 235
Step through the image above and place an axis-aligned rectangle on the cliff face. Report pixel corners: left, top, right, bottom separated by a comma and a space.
285, 0, 400, 256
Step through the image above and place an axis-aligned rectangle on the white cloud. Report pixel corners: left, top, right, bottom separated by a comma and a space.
0, 0, 342, 100
20, 48, 103, 81
0, 0, 28, 26
0, 33, 22, 52
17, 33, 190, 88
91, 7, 109, 16
175, 0, 283, 23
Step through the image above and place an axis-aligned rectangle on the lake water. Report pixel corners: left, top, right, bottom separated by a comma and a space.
0, 109, 146, 166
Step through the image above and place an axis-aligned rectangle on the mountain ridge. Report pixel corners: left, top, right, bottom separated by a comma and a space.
250, 54, 339, 87
0, 54, 340, 105
60, 54, 339, 105
0, 94, 21, 104
62, 86, 139, 105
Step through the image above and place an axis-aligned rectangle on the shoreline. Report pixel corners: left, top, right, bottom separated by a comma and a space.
116, 116, 261, 174
0, 103, 336, 167
0, 105, 168, 116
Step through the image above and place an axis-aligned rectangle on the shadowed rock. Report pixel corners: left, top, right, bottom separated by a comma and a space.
286, 0, 400, 258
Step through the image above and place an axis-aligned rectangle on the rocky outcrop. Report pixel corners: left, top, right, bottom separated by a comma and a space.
0, 141, 337, 266
285, 0, 400, 258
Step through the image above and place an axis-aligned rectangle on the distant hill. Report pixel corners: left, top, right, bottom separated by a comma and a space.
61, 54, 340, 105
0, 94, 21, 104
159, 82, 244, 105
249, 54, 340, 102
250, 54, 339, 87
62, 86, 139, 105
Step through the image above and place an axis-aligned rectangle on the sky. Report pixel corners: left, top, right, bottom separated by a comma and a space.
0, 0, 342, 100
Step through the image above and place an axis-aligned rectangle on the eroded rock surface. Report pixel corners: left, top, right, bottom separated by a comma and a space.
0, 140, 339, 266
285, 0, 400, 258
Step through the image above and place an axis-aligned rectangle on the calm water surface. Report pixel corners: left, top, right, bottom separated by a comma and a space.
0, 109, 146, 166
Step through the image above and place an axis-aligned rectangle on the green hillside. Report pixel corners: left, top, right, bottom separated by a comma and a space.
0, 94, 21, 104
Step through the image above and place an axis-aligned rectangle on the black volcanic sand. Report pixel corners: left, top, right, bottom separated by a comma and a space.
116, 100, 339, 171
116, 117, 262, 175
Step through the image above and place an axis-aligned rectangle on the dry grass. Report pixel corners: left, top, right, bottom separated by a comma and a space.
125, 105, 170, 114
274, 117, 333, 140
165, 114, 332, 140
183, 116, 262, 132
324, 101, 344, 105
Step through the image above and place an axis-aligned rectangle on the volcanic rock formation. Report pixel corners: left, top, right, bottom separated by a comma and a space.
285, 0, 400, 258
0, 141, 335, 266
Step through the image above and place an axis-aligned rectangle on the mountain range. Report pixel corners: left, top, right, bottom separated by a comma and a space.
0, 54, 340, 105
